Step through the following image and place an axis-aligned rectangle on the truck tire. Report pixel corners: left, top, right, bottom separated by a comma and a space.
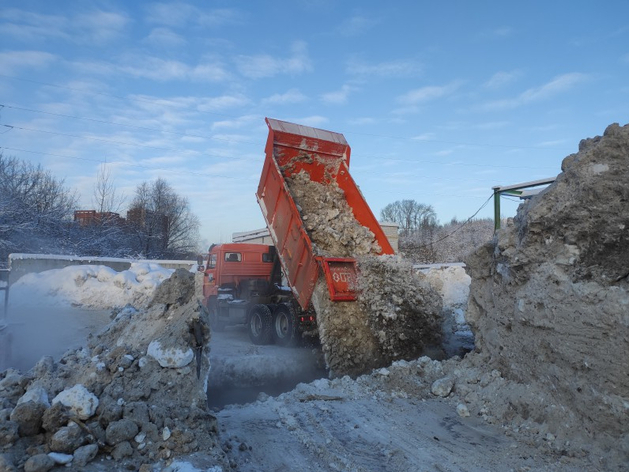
273, 303, 298, 347
208, 298, 225, 332
249, 304, 273, 345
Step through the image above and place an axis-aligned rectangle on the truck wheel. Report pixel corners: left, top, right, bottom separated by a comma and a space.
273, 303, 298, 347
249, 304, 273, 345
208, 298, 225, 332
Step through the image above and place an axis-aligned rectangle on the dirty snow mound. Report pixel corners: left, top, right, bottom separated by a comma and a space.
288, 168, 442, 377
0, 269, 227, 471
311, 278, 383, 378
465, 122, 629, 463
357, 255, 443, 360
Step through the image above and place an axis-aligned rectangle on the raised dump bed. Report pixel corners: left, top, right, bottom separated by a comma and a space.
256, 118, 393, 311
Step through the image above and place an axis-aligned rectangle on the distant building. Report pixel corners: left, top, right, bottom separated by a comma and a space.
125, 207, 169, 234
232, 222, 399, 253
74, 210, 125, 227
379, 222, 399, 253
232, 228, 275, 245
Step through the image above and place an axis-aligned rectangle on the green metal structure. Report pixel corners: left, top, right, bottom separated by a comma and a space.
492, 177, 556, 231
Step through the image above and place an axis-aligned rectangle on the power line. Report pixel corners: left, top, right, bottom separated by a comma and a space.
2, 101, 573, 159
0, 146, 244, 180
401, 193, 494, 249
345, 130, 574, 152
1, 123, 234, 159
0, 104, 259, 146
0, 73, 236, 119
1, 104, 558, 172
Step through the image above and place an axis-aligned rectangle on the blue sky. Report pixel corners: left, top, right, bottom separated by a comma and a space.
1, 1, 628, 247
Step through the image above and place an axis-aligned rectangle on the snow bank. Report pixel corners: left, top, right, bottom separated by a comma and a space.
0, 269, 226, 470
9, 263, 174, 309
466, 122, 629, 461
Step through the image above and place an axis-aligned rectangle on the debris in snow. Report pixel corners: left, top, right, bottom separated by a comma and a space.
430, 376, 454, 397
52, 384, 99, 420
357, 255, 443, 359
147, 339, 194, 368
286, 169, 382, 257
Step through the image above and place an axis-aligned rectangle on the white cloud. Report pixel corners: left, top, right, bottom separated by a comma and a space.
0, 7, 129, 45
346, 58, 422, 78
339, 15, 378, 36
197, 94, 251, 111
119, 57, 189, 81
347, 117, 376, 125
191, 63, 231, 82
0, 50, 57, 73
146, 2, 198, 27
288, 115, 328, 128
480, 73, 589, 111
484, 70, 520, 89
234, 41, 312, 79
0, 9, 70, 41
481, 26, 514, 39
537, 139, 568, 147
411, 133, 435, 141
75, 10, 129, 43
72, 55, 231, 83
262, 89, 308, 105
146, 3, 241, 28
143, 27, 187, 47
320, 85, 356, 105
397, 81, 463, 104
474, 121, 509, 130
211, 115, 260, 130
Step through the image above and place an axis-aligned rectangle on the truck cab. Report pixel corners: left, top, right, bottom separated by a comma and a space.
202, 243, 276, 302
200, 243, 314, 346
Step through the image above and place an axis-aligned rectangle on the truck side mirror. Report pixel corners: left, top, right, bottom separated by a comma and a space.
196, 255, 205, 271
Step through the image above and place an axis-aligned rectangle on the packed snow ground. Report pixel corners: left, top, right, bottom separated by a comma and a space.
1, 261, 616, 470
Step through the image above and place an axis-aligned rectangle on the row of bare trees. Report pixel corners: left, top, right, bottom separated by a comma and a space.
0, 153, 200, 266
380, 200, 494, 263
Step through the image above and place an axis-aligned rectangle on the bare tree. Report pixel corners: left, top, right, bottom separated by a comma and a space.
92, 164, 125, 214
0, 153, 77, 265
401, 218, 494, 263
380, 200, 437, 236
127, 178, 199, 258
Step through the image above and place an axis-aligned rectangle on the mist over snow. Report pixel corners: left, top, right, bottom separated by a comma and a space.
7, 260, 471, 315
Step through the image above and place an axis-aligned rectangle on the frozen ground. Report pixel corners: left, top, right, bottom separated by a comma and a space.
2, 261, 603, 471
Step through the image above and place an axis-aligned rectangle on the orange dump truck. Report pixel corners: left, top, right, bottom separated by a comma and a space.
258, 118, 393, 308
201, 118, 392, 347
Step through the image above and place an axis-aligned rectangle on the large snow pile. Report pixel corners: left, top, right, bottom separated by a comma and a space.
9, 262, 174, 309
0, 269, 228, 471
286, 161, 443, 377
464, 122, 629, 462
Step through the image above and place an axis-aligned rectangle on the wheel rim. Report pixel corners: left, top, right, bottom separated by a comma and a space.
251, 313, 262, 336
275, 312, 288, 338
